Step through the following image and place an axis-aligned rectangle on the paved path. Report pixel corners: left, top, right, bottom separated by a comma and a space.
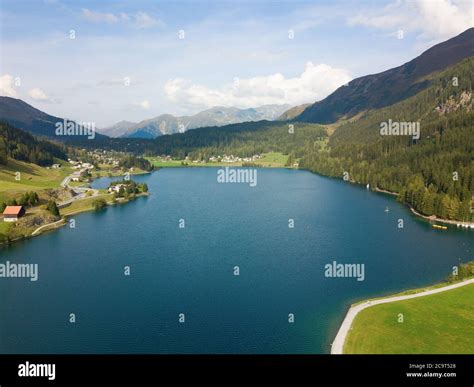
31, 219, 66, 236
331, 278, 474, 354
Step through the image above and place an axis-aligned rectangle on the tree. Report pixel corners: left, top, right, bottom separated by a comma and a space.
7, 199, 18, 206
92, 198, 107, 211
420, 190, 435, 215
46, 200, 60, 217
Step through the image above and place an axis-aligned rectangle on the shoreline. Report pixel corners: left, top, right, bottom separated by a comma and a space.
331, 277, 474, 354
298, 167, 473, 228
374, 186, 474, 229
0, 171, 153, 247
0, 193, 150, 246
153, 163, 473, 228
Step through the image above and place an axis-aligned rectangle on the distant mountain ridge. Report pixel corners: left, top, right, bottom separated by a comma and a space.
0, 97, 66, 138
0, 96, 108, 141
297, 27, 474, 124
100, 104, 291, 138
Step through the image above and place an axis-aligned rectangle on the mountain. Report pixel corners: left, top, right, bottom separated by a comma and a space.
99, 120, 136, 138
299, 55, 473, 221
99, 104, 291, 138
0, 97, 66, 138
0, 96, 108, 141
122, 114, 181, 139
297, 27, 474, 124
278, 104, 311, 120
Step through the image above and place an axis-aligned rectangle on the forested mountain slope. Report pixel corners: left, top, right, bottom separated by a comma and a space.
0, 122, 67, 166
299, 57, 474, 221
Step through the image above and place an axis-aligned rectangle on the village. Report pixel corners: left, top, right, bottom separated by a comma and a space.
151, 153, 264, 165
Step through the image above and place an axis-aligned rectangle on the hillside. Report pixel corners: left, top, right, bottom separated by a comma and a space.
300, 57, 474, 221
0, 97, 64, 137
0, 158, 70, 204
145, 120, 326, 160
297, 28, 474, 124
0, 122, 67, 166
0, 97, 108, 141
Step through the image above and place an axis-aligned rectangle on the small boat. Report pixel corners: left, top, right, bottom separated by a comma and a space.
432, 224, 448, 230
366, 184, 370, 190
384, 207, 389, 212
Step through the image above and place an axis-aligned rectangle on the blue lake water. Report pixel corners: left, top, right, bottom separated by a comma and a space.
0, 168, 472, 354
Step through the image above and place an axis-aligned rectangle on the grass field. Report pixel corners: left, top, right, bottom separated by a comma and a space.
0, 159, 71, 203
60, 194, 115, 216
344, 283, 474, 354
146, 158, 185, 168
256, 152, 290, 167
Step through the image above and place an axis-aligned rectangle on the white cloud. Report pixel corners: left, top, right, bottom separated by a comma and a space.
82, 9, 163, 29
82, 9, 120, 24
134, 12, 162, 29
0, 74, 19, 97
164, 62, 351, 109
28, 88, 49, 101
348, 0, 474, 42
134, 100, 150, 110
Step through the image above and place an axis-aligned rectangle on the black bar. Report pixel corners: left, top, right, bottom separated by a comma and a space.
0, 355, 472, 386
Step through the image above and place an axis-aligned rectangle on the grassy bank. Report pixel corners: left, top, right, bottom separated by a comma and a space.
60, 193, 115, 216
344, 282, 474, 354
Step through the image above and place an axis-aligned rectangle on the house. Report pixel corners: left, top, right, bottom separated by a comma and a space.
108, 184, 126, 193
3, 206, 25, 222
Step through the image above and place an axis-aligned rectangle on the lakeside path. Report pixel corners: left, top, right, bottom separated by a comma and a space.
31, 218, 66, 236
330, 277, 474, 354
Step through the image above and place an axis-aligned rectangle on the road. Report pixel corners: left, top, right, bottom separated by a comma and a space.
330, 277, 474, 354
58, 168, 99, 208
57, 187, 99, 208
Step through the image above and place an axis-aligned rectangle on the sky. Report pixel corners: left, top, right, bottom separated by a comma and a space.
0, 0, 472, 127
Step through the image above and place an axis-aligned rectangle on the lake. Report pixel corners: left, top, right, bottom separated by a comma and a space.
0, 168, 472, 354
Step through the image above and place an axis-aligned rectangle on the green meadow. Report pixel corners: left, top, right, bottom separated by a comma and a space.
344, 283, 474, 354
0, 159, 71, 203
